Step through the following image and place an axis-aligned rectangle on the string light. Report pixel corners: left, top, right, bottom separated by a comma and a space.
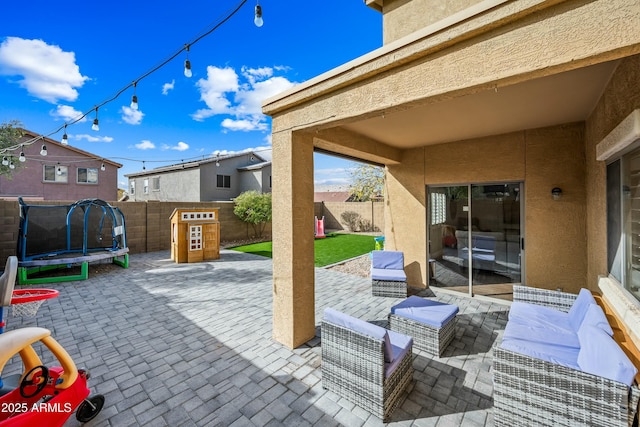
61, 125, 68, 145
40, 143, 47, 156
101, 162, 106, 171
184, 44, 193, 78
130, 82, 139, 110
56, 163, 62, 175
254, 2, 263, 27
1, 157, 7, 166
18, 146, 25, 162
0, 0, 258, 161
92, 108, 100, 131
9, 158, 15, 170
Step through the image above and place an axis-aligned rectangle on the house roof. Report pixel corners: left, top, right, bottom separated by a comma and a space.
124, 148, 272, 178
21, 130, 122, 168
314, 191, 352, 203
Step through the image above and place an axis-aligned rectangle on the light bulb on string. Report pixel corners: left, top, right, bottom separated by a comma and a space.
131, 82, 139, 110
18, 147, 25, 162
184, 44, 193, 78
40, 144, 47, 156
254, 2, 263, 27
9, 158, 15, 170
101, 162, 105, 171
92, 107, 100, 131
56, 163, 62, 175
142, 161, 146, 171
62, 125, 68, 145
1, 156, 8, 166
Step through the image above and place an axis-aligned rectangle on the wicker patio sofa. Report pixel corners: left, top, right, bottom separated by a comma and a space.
493, 285, 640, 426
321, 308, 413, 421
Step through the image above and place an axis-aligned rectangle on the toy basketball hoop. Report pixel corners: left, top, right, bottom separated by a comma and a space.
10, 289, 59, 318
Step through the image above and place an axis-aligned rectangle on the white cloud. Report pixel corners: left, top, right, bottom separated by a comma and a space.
120, 106, 144, 125
50, 105, 86, 122
161, 141, 189, 151
221, 117, 267, 132
135, 140, 155, 150
162, 79, 175, 95
0, 37, 88, 103
192, 65, 297, 131
74, 134, 114, 143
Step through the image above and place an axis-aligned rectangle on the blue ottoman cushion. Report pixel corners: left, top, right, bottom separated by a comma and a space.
391, 296, 459, 328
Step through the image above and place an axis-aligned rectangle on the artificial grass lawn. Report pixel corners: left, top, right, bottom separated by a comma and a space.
229, 233, 376, 267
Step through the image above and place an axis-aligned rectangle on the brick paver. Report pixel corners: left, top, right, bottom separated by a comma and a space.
3, 250, 509, 426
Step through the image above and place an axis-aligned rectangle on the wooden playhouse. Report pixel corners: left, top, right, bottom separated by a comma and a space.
170, 208, 220, 263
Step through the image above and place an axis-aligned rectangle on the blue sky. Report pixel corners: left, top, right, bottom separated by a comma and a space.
0, 0, 382, 190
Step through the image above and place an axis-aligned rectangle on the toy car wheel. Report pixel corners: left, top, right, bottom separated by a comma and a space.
76, 394, 105, 422
19, 365, 49, 398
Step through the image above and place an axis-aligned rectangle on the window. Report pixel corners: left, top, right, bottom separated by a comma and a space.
143, 178, 149, 194
430, 192, 446, 225
152, 177, 160, 191
77, 167, 98, 184
217, 174, 231, 188
607, 145, 640, 300
130, 181, 135, 195
43, 165, 68, 183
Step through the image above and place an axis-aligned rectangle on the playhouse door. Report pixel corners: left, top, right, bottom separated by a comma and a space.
188, 224, 204, 263
203, 223, 219, 260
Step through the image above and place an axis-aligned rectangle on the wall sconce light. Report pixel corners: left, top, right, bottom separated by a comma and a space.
551, 187, 562, 200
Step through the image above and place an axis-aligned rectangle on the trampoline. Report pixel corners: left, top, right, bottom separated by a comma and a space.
16, 198, 129, 284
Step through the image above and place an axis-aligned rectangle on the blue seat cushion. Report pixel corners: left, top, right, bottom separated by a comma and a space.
578, 325, 637, 387
371, 267, 407, 282
391, 296, 459, 328
371, 250, 404, 270
385, 330, 413, 378
567, 288, 597, 331
323, 308, 394, 363
504, 317, 579, 348
500, 336, 580, 370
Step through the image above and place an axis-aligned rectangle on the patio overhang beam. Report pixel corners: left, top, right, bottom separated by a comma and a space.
313, 128, 402, 166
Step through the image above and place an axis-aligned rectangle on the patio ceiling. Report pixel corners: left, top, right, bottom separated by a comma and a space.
340, 60, 619, 149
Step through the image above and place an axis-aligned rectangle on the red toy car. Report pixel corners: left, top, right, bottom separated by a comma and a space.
0, 327, 104, 426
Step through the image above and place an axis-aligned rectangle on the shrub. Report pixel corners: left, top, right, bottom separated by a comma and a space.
233, 191, 272, 238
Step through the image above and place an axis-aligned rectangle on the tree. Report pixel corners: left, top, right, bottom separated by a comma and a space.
0, 121, 25, 178
348, 163, 384, 202
233, 191, 272, 238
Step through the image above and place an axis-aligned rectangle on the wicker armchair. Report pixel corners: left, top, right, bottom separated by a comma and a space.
494, 285, 640, 426
371, 250, 407, 298
321, 308, 413, 422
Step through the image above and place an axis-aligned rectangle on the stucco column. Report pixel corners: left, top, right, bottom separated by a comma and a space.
385, 147, 427, 288
271, 130, 316, 348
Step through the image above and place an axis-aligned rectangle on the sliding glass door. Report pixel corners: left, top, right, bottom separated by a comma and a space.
427, 183, 523, 300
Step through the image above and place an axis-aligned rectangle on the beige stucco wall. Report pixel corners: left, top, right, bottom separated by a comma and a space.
586, 54, 640, 287
381, 0, 484, 44
386, 148, 427, 287
424, 124, 586, 293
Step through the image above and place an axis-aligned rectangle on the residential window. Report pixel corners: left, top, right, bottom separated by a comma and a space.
130, 181, 135, 195
43, 165, 68, 183
143, 178, 149, 194
152, 177, 160, 191
607, 146, 640, 301
217, 174, 231, 188
430, 192, 446, 225
77, 167, 98, 184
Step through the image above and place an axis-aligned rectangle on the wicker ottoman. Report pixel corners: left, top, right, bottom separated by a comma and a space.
388, 296, 458, 357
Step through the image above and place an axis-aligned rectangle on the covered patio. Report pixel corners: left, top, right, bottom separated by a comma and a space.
263, 0, 640, 348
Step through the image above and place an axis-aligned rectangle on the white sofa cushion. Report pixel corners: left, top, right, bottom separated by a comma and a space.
503, 318, 579, 348
500, 336, 580, 370
567, 288, 597, 331
577, 325, 637, 387
580, 303, 614, 336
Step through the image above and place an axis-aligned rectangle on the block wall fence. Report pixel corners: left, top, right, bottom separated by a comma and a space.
0, 200, 384, 261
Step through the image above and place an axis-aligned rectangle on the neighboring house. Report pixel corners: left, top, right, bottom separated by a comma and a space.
0, 130, 121, 201
125, 149, 272, 202
314, 191, 352, 203
263, 0, 640, 348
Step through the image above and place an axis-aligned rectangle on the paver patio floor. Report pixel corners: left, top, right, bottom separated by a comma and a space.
3, 250, 510, 426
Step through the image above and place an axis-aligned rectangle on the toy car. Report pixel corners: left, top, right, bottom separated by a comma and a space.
0, 327, 104, 426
